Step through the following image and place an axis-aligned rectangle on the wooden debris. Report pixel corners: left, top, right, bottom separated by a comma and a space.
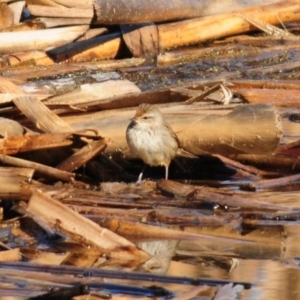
0, 1, 300, 298
0, 25, 89, 54
121, 23, 159, 57
44, 79, 141, 106
158, 1, 300, 50
27, 189, 150, 264
64, 103, 282, 157
0, 154, 74, 182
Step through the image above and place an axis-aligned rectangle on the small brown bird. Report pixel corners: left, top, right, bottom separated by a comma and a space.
126, 103, 191, 182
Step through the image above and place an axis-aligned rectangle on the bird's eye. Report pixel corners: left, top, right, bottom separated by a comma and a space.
142, 116, 148, 119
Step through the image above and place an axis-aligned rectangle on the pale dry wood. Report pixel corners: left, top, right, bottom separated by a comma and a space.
0, 2, 13, 29
0, 117, 24, 137
0, 76, 73, 133
235, 88, 300, 107
13, 96, 74, 133
27, 189, 151, 263
0, 154, 75, 182
158, 1, 300, 50
47, 0, 91, 8
0, 166, 34, 179
9, 1, 24, 25
64, 103, 282, 157
28, 4, 93, 18
0, 172, 33, 200
42, 80, 186, 113
44, 80, 141, 105
0, 248, 22, 262
0, 132, 73, 155
36, 17, 92, 27
77, 28, 108, 40
0, 93, 50, 103
26, 0, 65, 7
0, 25, 89, 54
138, 239, 178, 273
56, 139, 106, 172
172, 286, 210, 300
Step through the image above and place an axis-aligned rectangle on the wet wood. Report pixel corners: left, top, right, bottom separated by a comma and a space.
0, 260, 252, 288
157, 180, 300, 211
100, 218, 240, 242
179, 225, 284, 259
27, 189, 150, 264
73, 205, 236, 227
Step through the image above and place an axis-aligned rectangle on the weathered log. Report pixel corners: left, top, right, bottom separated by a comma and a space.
93, 0, 280, 24
158, 1, 300, 50
65, 103, 282, 156
0, 25, 89, 54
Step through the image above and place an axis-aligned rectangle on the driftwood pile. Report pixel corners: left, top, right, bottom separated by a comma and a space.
0, 0, 300, 299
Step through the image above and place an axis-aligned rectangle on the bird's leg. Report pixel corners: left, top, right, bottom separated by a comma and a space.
137, 164, 147, 184
165, 165, 169, 180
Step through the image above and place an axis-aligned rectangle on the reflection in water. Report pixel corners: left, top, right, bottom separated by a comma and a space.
166, 224, 300, 299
